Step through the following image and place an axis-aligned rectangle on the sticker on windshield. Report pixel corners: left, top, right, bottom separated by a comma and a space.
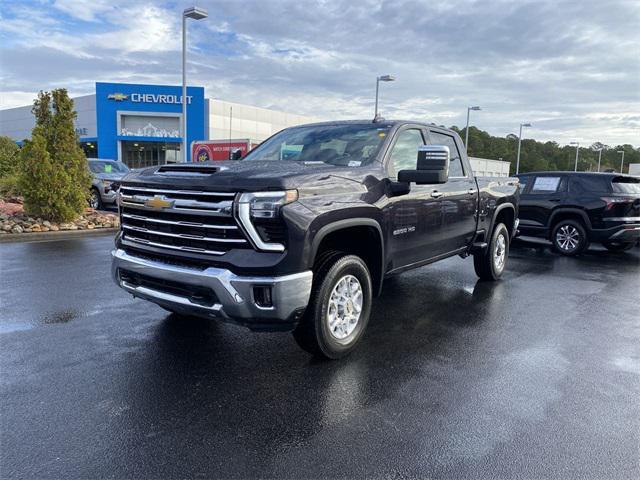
348, 160, 362, 167
104, 164, 112, 173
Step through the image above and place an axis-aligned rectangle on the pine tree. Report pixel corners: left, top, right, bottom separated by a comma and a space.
19, 89, 91, 221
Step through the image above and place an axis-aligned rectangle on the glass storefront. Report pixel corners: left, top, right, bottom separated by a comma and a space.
121, 141, 181, 169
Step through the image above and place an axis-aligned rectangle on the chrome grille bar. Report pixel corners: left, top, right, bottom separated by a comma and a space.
121, 213, 238, 230
124, 236, 226, 256
122, 225, 247, 244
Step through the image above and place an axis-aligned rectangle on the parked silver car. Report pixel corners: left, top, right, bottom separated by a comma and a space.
88, 159, 130, 210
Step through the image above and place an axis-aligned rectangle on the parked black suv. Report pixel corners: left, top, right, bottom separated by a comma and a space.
516, 172, 640, 255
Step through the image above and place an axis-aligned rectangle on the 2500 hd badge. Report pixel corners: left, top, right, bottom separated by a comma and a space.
112, 120, 520, 358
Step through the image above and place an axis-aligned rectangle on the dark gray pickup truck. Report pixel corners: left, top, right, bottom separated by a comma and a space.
112, 120, 520, 358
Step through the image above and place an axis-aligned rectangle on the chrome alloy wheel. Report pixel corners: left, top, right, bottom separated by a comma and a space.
326, 274, 363, 340
494, 232, 506, 271
556, 224, 580, 252
89, 191, 100, 209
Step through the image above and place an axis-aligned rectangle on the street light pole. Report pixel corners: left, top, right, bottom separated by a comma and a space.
570, 142, 580, 171
464, 106, 481, 153
596, 148, 603, 172
617, 150, 625, 173
374, 74, 395, 119
515, 122, 531, 174
182, 6, 208, 163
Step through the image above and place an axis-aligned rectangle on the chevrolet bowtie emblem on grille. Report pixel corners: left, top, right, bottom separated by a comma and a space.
144, 195, 174, 209
107, 93, 129, 101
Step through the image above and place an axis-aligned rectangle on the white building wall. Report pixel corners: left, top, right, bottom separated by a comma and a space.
628, 163, 640, 176
0, 94, 96, 141
207, 99, 317, 143
469, 157, 511, 177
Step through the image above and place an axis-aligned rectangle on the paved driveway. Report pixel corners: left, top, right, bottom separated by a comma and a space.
1, 235, 638, 479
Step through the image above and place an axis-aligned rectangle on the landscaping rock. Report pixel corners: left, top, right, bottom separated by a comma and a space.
11, 225, 23, 234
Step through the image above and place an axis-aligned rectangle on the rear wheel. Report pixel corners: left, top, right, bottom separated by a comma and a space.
551, 219, 588, 256
293, 252, 372, 359
474, 222, 509, 281
602, 240, 635, 252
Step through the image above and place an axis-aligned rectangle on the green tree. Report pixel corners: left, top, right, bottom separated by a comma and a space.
0, 135, 20, 178
19, 89, 91, 221
0, 136, 22, 197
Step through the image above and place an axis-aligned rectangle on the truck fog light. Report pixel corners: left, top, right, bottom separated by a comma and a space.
253, 286, 273, 308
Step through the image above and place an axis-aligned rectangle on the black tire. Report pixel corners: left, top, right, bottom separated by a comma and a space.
292, 252, 373, 359
551, 219, 588, 256
601, 241, 635, 252
89, 188, 102, 210
474, 222, 510, 281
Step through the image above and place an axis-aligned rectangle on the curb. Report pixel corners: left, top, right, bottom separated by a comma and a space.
0, 228, 118, 244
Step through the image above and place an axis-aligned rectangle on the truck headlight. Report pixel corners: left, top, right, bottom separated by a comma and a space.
237, 190, 297, 251
101, 179, 113, 192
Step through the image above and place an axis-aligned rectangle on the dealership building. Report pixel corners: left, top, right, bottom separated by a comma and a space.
0, 82, 316, 168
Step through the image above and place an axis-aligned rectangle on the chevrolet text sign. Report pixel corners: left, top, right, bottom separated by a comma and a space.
108, 92, 193, 104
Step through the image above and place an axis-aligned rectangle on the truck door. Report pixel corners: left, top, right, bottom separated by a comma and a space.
384, 126, 445, 269
427, 130, 478, 251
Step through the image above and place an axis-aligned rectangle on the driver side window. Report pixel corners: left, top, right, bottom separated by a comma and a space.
390, 129, 425, 177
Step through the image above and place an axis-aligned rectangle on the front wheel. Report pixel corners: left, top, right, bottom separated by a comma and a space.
293, 253, 372, 359
474, 222, 509, 281
602, 240, 635, 252
89, 188, 102, 210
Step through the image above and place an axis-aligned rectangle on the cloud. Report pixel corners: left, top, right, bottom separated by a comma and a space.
1, 0, 639, 146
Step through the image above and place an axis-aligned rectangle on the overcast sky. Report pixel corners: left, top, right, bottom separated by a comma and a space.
1, 0, 638, 147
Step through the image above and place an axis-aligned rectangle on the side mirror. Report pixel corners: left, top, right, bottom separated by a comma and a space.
229, 148, 243, 160
398, 145, 449, 184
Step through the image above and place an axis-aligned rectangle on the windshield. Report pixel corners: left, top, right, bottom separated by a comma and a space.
243, 123, 391, 166
88, 160, 129, 174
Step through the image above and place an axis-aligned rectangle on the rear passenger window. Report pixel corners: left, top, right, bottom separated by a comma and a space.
429, 131, 465, 177
531, 176, 562, 193
569, 176, 610, 194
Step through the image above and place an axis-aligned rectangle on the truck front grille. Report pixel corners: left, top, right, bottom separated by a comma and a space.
119, 185, 249, 256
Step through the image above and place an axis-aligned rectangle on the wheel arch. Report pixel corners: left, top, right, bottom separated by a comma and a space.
548, 208, 592, 235
490, 203, 517, 238
310, 218, 385, 297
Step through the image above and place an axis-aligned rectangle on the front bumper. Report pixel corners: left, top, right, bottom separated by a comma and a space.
101, 189, 118, 204
111, 248, 312, 330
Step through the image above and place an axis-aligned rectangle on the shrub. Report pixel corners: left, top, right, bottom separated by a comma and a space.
0, 135, 20, 179
0, 173, 21, 197
19, 89, 91, 222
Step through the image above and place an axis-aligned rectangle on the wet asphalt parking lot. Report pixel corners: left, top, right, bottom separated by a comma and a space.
1, 234, 639, 479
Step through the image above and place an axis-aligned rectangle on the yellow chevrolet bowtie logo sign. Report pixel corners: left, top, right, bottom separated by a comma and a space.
107, 93, 129, 101
144, 195, 174, 209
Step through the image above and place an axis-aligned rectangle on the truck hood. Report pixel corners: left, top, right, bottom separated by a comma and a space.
120, 160, 374, 191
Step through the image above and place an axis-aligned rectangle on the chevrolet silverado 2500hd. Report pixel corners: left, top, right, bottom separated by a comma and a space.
112, 120, 520, 358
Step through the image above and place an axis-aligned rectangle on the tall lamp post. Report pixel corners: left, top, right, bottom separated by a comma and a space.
182, 6, 208, 162
617, 150, 625, 173
464, 106, 481, 152
515, 122, 531, 174
570, 142, 579, 171
374, 75, 395, 119
596, 148, 603, 172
